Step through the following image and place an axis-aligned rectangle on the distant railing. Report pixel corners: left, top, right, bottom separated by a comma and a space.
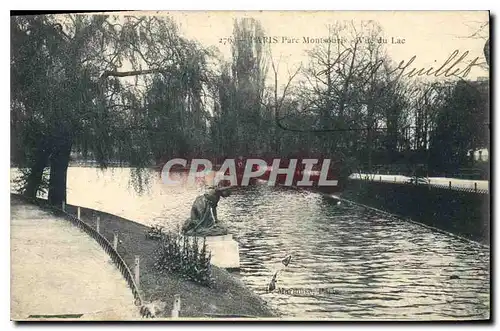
350, 175, 489, 194
429, 183, 489, 194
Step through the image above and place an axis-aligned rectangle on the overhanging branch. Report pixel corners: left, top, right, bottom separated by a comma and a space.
100, 68, 167, 79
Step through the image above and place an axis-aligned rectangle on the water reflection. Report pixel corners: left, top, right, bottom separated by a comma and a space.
16, 167, 489, 320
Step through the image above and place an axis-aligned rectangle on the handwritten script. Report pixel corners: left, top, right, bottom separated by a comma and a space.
317, 49, 484, 80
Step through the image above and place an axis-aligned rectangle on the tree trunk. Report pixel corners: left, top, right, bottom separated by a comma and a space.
24, 149, 50, 198
367, 127, 373, 173
273, 70, 279, 155
48, 140, 72, 206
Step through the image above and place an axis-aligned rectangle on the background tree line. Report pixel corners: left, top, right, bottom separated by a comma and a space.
10, 14, 490, 205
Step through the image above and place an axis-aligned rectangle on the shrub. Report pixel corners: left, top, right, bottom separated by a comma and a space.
153, 230, 213, 286
145, 224, 164, 240
12, 167, 49, 196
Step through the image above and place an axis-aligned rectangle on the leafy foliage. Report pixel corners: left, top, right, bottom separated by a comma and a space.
152, 230, 213, 287
145, 223, 165, 240
429, 80, 489, 175
12, 168, 50, 196
10, 14, 489, 202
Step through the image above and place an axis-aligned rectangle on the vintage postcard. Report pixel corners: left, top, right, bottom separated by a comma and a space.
10, 10, 490, 321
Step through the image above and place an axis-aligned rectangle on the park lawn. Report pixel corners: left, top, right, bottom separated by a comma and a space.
63, 204, 278, 319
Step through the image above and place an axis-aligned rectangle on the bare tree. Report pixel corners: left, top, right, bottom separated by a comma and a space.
265, 49, 302, 154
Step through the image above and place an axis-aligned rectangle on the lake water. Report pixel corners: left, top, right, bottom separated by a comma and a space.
11, 167, 490, 320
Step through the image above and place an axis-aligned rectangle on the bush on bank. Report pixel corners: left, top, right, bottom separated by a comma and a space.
152, 229, 213, 287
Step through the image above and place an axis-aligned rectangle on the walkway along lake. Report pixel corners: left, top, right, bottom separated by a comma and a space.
15, 167, 490, 320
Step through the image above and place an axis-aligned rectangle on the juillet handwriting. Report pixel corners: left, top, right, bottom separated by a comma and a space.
317, 49, 483, 80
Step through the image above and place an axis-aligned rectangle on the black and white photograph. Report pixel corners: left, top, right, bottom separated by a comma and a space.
9, 10, 491, 321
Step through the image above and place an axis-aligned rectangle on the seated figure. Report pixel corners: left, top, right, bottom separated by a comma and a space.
182, 186, 231, 236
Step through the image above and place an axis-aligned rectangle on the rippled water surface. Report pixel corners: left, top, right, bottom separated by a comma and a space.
18, 167, 490, 320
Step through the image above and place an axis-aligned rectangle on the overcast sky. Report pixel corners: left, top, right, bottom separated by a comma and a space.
102, 10, 489, 95
160, 11, 489, 83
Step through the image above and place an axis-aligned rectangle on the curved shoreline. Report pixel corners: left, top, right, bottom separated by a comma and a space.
13, 194, 278, 319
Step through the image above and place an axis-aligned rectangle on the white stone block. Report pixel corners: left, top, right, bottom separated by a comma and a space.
185, 234, 240, 270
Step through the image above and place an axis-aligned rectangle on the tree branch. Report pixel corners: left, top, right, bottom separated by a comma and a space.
100, 68, 167, 79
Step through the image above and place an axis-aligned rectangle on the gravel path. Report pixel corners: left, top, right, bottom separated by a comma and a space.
10, 199, 141, 321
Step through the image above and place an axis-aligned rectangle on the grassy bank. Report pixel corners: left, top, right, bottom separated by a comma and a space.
15, 195, 277, 318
